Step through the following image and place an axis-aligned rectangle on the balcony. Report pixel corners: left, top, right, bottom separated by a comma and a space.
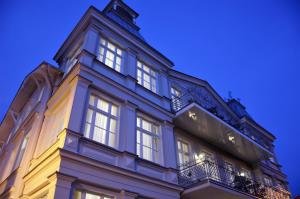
171, 91, 273, 163
178, 160, 290, 199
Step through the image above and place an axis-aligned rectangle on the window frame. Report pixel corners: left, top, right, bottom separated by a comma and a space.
137, 60, 158, 93
83, 93, 120, 148
177, 139, 191, 167
97, 37, 123, 73
136, 115, 161, 163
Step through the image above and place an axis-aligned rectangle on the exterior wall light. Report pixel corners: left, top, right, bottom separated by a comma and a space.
228, 135, 235, 144
188, 111, 197, 121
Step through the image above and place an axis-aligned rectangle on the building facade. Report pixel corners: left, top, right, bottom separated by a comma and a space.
0, 1, 290, 199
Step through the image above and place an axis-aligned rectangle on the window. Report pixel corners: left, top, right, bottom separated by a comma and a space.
84, 95, 119, 148
97, 38, 122, 72
74, 191, 113, 199
14, 136, 29, 169
171, 87, 182, 111
137, 61, 157, 93
177, 140, 190, 166
136, 116, 160, 163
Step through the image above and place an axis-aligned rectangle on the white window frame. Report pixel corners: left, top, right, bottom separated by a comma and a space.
136, 115, 161, 163
83, 94, 119, 148
137, 61, 158, 93
177, 139, 191, 167
97, 37, 123, 73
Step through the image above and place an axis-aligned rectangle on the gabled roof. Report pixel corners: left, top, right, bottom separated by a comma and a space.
169, 69, 240, 121
0, 62, 62, 142
169, 69, 276, 140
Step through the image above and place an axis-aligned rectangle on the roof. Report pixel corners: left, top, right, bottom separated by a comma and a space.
53, 6, 174, 68
0, 62, 62, 142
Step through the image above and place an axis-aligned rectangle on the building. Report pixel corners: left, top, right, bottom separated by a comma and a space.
0, 0, 291, 198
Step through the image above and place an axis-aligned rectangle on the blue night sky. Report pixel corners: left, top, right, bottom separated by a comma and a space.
0, 0, 299, 195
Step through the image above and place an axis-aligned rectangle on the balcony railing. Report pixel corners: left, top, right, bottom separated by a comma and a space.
171, 90, 271, 151
178, 160, 290, 199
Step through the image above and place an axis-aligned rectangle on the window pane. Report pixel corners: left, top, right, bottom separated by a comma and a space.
144, 65, 150, 73
86, 193, 101, 199
152, 125, 159, 134
182, 143, 188, 153
84, 123, 91, 138
143, 133, 152, 148
137, 117, 141, 128
97, 99, 109, 112
136, 143, 140, 157
177, 141, 181, 150
86, 109, 93, 123
111, 105, 118, 116
144, 81, 150, 90
109, 119, 117, 133
115, 64, 121, 72
89, 95, 96, 106
108, 132, 115, 147
93, 127, 106, 144
142, 120, 151, 132
95, 113, 108, 129
117, 49, 122, 56
137, 61, 142, 68
100, 38, 106, 45
137, 130, 141, 144
144, 73, 150, 82
143, 146, 152, 161
107, 42, 116, 51
105, 58, 114, 68
116, 57, 121, 65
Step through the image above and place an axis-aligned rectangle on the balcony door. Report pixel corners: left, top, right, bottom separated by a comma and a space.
177, 140, 191, 167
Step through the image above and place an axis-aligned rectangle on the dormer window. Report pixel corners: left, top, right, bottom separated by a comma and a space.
97, 38, 123, 72
137, 61, 157, 93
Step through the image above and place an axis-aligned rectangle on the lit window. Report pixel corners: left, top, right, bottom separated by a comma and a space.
97, 38, 122, 72
137, 61, 157, 93
177, 140, 190, 166
171, 87, 182, 110
84, 95, 119, 148
136, 116, 160, 163
14, 136, 29, 169
74, 191, 113, 199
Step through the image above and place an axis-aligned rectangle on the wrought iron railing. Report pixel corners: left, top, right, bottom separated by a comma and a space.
171, 90, 271, 151
178, 160, 291, 198
178, 160, 264, 197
